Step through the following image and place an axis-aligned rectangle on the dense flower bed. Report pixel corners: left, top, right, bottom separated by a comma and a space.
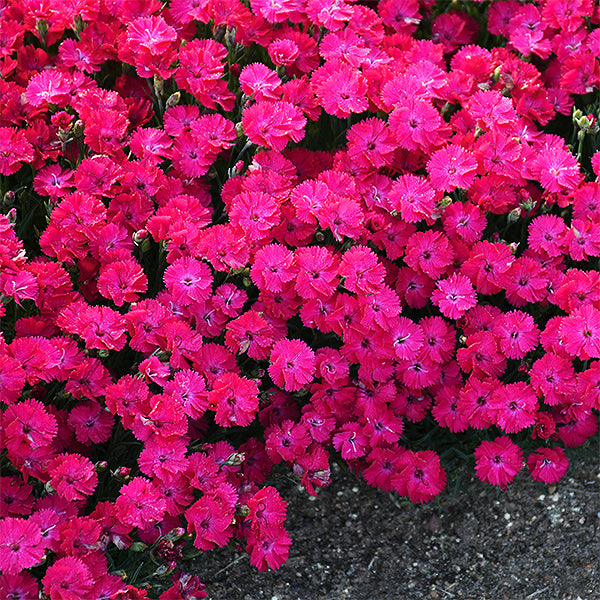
1, 0, 599, 598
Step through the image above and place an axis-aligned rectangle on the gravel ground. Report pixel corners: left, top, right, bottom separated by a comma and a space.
196, 447, 600, 600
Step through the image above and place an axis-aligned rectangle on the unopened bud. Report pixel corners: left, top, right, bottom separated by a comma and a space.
224, 26, 236, 47
7, 208, 17, 224
520, 197, 537, 213
130, 542, 148, 552
153, 75, 164, 95
73, 14, 84, 34
114, 466, 131, 480
213, 24, 226, 43
95, 461, 108, 472
153, 564, 171, 577
3, 190, 15, 206
36, 19, 48, 44
437, 196, 453, 209
507, 207, 522, 224
230, 160, 245, 177
133, 229, 148, 244
133, 229, 151, 254
164, 527, 186, 542
73, 120, 84, 138
166, 91, 181, 109
223, 452, 245, 466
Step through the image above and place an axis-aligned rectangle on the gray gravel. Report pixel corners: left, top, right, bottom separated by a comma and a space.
197, 449, 600, 600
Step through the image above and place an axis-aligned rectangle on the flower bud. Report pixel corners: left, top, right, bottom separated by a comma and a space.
223, 452, 245, 466
507, 207, 522, 224
36, 19, 48, 44
166, 92, 181, 109
73, 14, 84, 34
3, 190, 15, 207
73, 120, 84, 138
133, 229, 151, 254
153, 75, 164, 95
152, 564, 172, 577
114, 466, 131, 480
164, 527, 186, 542
224, 26, 236, 47
130, 542, 148, 552
519, 197, 537, 213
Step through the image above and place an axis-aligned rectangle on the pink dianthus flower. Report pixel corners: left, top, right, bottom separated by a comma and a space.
427, 145, 478, 191
431, 272, 477, 319
474, 437, 523, 489
242, 101, 306, 152
527, 447, 569, 484
269, 339, 315, 392
0, 517, 44, 575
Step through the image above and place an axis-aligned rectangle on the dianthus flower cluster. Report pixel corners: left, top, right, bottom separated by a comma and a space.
1, 0, 599, 597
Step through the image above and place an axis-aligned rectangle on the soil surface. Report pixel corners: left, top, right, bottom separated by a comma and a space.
198, 449, 600, 600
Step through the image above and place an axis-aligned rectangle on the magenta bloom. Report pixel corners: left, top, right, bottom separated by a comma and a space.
186, 497, 233, 551
242, 100, 306, 151
250, 243, 297, 293
474, 437, 524, 489
115, 477, 167, 529
527, 447, 569, 484
0, 127, 35, 175
225, 310, 275, 360
246, 486, 287, 535
247, 525, 292, 572
207, 372, 260, 427
431, 272, 477, 319
269, 339, 315, 392
294, 246, 339, 300
492, 310, 540, 359
42, 556, 93, 600
427, 144, 478, 191
388, 174, 438, 223
392, 450, 446, 504
332, 422, 370, 460
0, 572, 39, 600
48, 453, 98, 502
528, 214, 567, 258
164, 257, 213, 306
404, 230, 453, 280
239, 63, 281, 101
97, 258, 148, 306
390, 317, 424, 361
489, 382, 538, 433
0, 517, 44, 575
339, 245, 385, 294
561, 305, 600, 360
